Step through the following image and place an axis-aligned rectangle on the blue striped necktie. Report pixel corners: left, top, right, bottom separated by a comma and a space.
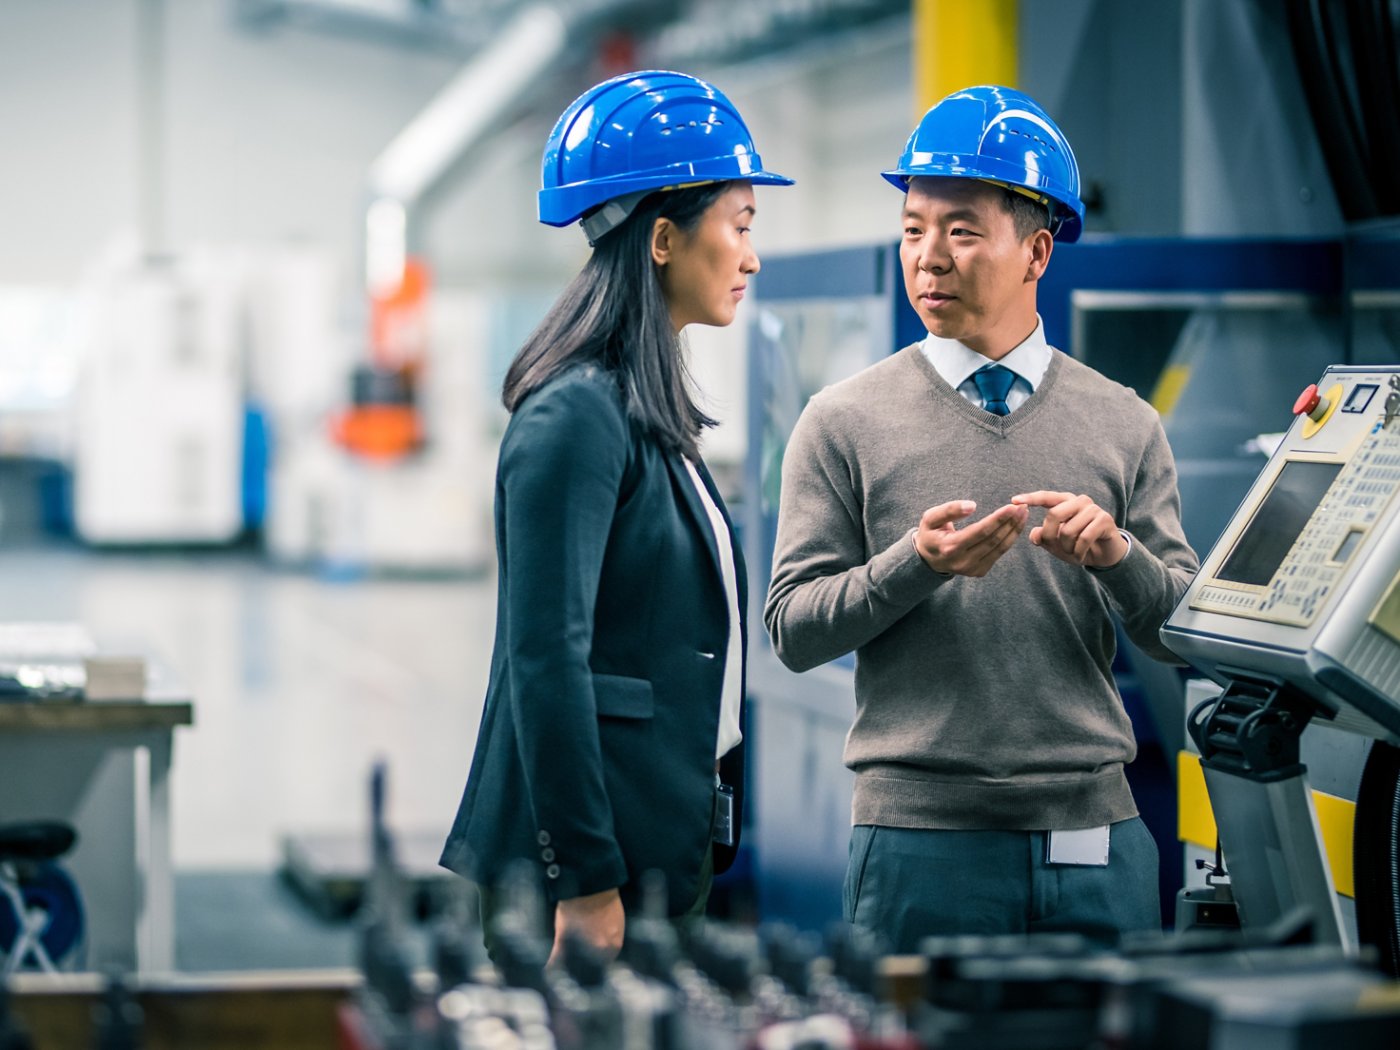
973, 364, 1016, 416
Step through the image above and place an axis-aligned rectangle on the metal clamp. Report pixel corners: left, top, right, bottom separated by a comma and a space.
1188, 675, 1318, 781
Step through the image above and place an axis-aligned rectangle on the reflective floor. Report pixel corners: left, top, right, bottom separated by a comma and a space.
0, 542, 495, 969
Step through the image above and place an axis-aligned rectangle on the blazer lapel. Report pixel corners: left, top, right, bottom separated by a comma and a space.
690, 457, 748, 622
669, 453, 749, 695
665, 452, 726, 587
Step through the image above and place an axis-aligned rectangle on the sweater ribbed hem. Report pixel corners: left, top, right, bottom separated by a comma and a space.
851, 765, 1138, 831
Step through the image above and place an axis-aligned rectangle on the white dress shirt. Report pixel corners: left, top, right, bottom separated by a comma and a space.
683, 458, 744, 760
919, 317, 1053, 413
917, 317, 1132, 562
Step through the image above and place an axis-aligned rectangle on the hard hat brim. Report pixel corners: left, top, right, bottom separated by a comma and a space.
881, 166, 1085, 244
540, 164, 794, 228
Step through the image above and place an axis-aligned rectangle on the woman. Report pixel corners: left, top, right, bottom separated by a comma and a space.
439, 70, 792, 962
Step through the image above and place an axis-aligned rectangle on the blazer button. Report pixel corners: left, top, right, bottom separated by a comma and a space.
537, 831, 551, 846
541, 848, 556, 862
698, 650, 716, 660
545, 864, 561, 880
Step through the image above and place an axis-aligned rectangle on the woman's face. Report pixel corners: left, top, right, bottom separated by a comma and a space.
655, 182, 760, 331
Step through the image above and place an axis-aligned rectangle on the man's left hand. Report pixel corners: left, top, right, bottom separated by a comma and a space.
1011, 491, 1128, 569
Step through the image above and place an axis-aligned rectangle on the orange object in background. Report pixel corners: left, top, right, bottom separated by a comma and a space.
332, 403, 422, 460
595, 30, 637, 78
334, 256, 429, 460
369, 256, 430, 376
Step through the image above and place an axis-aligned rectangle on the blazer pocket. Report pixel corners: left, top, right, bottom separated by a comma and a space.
592, 673, 654, 720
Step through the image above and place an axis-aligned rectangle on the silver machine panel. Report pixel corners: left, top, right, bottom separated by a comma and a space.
1163, 365, 1400, 744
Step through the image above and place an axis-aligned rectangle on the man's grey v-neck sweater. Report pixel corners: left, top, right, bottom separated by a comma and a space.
764, 346, 1199, 831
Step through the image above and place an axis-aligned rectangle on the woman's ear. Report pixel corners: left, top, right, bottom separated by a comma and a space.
651, 217, 675, 267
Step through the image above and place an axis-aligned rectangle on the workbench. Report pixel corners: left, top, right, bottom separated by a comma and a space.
0, 695, 194, 973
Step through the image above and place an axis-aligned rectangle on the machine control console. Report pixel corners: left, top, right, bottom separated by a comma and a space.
1163, 366, 1400, 741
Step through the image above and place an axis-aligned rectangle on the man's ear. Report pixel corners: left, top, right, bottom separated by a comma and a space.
1025, 227, 1053, 282
651, 217, 675, 267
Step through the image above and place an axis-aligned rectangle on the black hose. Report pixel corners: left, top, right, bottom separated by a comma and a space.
1285, 0, 1380, 221
1353, 740, 1400, 976
1344, 0, 1400, 215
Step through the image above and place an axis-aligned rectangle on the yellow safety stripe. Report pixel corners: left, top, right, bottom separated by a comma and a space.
976, 177, 1051, 207
1177, 750, 1355, 898
1150, 363, 1192, 418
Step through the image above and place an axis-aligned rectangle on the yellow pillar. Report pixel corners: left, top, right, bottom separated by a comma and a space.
913, 0, 1019, 117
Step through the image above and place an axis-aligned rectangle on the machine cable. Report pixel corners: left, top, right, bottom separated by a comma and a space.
1354, 740, 1400, 976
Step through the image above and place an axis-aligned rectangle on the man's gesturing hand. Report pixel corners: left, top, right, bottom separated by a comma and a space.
1012, 491, 1128, 569
914, 500, 1028, 577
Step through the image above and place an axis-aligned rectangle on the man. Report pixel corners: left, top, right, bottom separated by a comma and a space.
763, 85, 1199, 951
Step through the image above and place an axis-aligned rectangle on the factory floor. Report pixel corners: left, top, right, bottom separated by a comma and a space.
0, 541, 494, 972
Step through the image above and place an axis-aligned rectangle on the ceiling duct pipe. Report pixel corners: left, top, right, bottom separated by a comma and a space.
364, 3, 568, 295
646, 0, 907, 69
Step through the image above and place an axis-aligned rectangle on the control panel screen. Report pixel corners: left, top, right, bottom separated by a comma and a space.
1216, 460, 1344, 586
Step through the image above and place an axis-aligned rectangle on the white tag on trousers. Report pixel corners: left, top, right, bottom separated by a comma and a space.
1046, 825, 1111, 866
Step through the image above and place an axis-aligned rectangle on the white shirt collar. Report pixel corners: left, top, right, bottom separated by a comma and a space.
919, 316, 1054, 392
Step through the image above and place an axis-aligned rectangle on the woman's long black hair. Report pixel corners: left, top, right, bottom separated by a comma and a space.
502, 181, 732, 461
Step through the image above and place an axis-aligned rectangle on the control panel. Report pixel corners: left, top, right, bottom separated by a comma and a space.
1162, 366, 1400, 741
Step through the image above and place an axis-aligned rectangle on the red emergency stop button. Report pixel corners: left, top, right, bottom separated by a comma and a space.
1294, 384, 1329, 421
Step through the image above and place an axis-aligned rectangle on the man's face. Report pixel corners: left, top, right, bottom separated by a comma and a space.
898, 177, 1047, 357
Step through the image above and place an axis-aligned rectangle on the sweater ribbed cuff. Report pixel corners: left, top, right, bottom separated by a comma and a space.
867, 528, 952, 607
1085, 532, 1157, 603
1084, 530, 1132, 574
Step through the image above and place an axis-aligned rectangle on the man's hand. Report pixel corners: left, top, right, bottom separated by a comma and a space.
550, 888, 624, 966
914, 500, 1028, 577
1012, 491, 1128, 569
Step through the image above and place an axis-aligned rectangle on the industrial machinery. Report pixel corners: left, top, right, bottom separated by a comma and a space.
10, 760, 1399, 1049
742, 243, 921, 930
1162, 364, 1400, 966
72, 254, 248, 545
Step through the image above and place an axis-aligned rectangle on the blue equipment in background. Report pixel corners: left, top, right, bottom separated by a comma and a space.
0, 821, 83, 974
740, 243, 916, 931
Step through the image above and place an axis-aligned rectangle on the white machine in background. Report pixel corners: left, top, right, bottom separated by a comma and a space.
72, 256, 246, 545
1162, 364, 1400, 956
260, 285, 495, 575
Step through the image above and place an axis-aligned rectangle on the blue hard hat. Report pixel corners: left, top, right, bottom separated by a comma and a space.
539, 70, 793, 239
883, 85, 1085, 243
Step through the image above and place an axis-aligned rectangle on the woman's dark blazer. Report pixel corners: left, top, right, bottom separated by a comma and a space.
439, 364, 747, 917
